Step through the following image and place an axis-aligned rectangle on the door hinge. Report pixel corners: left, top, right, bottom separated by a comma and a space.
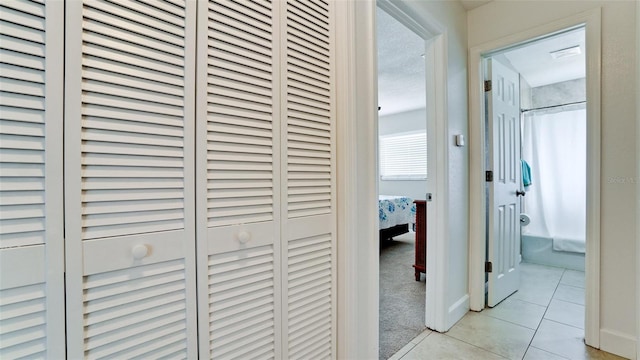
485, 261, 493, 273
486, 170, 493, 182
484, 80, 492, 92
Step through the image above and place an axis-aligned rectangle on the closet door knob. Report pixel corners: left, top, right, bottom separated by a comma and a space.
237, 231, 251, 244
516, 190, 526, 197
132, 244, 149, 260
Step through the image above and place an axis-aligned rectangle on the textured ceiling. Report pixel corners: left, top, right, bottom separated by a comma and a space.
377, 8, 425, 117
377, 3, 583, 117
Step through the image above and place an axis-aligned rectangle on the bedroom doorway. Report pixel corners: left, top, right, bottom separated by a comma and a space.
376, 5, 435, 359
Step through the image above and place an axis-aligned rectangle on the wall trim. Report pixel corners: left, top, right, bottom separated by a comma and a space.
447, 294, 470, 330
336, 1, 454, 357
467, 7, 602, 348
336, 1, 379, 358
377, 0, 453, 333
600, 329, 637, 360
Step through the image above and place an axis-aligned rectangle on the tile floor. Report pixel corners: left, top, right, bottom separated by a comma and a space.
388, 262, 626, 360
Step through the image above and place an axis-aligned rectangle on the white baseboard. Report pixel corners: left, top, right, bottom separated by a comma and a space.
600, 328, 637, 360
446, 294, 470, 330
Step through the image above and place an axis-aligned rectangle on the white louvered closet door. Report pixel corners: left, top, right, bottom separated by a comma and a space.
280, 0, 336, 358
196, 0, 282, 358
64, 1, 198, 358
0, 1, 65, 358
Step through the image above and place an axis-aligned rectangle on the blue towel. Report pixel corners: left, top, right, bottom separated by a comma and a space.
521, 159, 532, 188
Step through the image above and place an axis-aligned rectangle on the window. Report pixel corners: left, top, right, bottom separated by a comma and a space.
379, 131, 427, 180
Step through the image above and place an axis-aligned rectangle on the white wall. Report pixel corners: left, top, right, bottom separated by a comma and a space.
399, 0, 470, 328
378, 108, 428, 201
469, 2, 637, 358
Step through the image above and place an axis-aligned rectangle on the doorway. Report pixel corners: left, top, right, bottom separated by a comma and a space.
468, 9, 601, 348
376, 6, 429, 359
483, 27, 588, 352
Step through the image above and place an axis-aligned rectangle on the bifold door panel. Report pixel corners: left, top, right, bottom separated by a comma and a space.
0, 2, 65, 358
1, 0, 336, 358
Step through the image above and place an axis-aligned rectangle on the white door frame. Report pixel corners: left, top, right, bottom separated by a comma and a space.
468, 8, 602, 347
375, 0, 450, 333
335, 0, 450, 357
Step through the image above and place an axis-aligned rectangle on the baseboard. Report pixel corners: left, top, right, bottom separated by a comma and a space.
600, 328, 637, 359
446, 294, 470, 330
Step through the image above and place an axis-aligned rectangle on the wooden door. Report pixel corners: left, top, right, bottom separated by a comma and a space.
486, 57, 521, 307
195, 0, 282, 358
64, 1, 198, 357
280, 0, 337, 357
196, 0, 337, 358
0, 2, 65, 358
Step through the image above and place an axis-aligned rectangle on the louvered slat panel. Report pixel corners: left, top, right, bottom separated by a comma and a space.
0, 283, 46, 359
285, 0, 333, 218
206, 0, 275, 228
1, 2, 64, 357
208, 245, 276, 359
83, 260, 188, 359
287, 234, 332, 360
80, 0, 186, 240
66, 1, 195, 358
0, 2, 46, 249
282, 1, 335, 358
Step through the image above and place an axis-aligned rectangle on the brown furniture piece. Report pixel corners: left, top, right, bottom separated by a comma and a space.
413, 200, 426, 281
379, 223, 409, 242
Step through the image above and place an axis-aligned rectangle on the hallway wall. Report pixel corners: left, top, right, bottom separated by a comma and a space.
469, 2, 638, 358
399, 0, 470, 329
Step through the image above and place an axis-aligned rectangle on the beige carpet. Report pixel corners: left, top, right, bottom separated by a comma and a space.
379, 231, 426, 360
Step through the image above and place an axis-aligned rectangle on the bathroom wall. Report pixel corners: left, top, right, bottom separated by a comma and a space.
520, 76, 533, 110
531, 77, 586, 108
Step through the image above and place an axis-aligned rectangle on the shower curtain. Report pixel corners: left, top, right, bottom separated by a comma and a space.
522, 105, 586, 253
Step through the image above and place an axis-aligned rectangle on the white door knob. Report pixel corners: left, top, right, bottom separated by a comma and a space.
237, 230, 251, 244
132, 244, 149, 260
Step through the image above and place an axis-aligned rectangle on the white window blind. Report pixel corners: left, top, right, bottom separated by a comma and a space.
379, 131, 427, 180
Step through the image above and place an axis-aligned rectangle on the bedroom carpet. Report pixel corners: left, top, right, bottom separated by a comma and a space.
379, 231, 426, 360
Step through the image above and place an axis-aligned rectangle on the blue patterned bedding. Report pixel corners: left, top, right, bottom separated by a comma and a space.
378, 195, 416, 230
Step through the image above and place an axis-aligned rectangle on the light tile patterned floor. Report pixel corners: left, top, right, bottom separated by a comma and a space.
388, 262, 626, 360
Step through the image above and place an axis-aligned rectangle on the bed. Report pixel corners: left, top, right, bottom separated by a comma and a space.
379, 195, 416, 241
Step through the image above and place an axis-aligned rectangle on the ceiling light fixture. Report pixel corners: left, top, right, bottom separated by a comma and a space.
549, 45, 581, 59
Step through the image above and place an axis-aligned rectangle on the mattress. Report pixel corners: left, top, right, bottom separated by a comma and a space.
378, 195, 416, 230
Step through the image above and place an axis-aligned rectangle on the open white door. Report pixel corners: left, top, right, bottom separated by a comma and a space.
486, 58, 522, 307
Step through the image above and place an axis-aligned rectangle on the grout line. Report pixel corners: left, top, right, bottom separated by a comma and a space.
543, 318, 585, 331
440, 332, 510, 359
476, 310, 540, 331
526, 345, 572, 360
550, 296, 586, 308
520, 268, 566, 359
505, 296, 551, 308
391, 328, 433, 360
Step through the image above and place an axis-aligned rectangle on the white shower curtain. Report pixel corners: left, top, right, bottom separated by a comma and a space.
522, 106, 586, 253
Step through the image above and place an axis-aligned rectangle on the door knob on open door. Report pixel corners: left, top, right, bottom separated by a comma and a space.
516, 190, 526, 197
